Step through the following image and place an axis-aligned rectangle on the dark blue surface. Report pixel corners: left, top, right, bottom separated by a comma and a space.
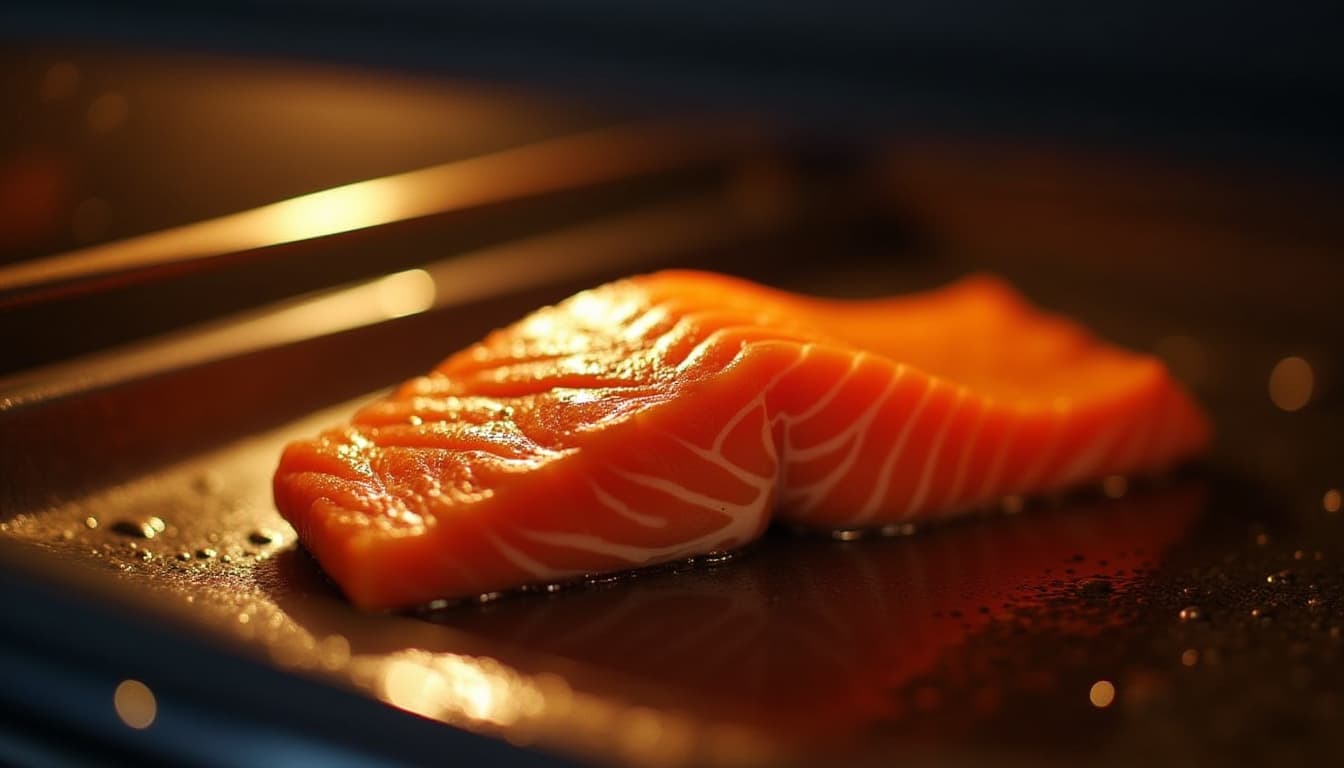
0, 554, 580, 767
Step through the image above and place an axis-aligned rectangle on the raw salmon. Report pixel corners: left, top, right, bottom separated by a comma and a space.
274, 270, 1209, 609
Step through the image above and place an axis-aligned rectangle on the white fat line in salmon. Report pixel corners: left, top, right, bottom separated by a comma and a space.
777, 351, 865, 460
787, 366, 904, 513
850, 373, 937, 524
713, 351, 810, 455
608, 468, 765, 525
587, 479, 669, 528
672, 434, 772, 487
942, 396, 989, 513
484, 530, 554, 579
518, 528, 737, 565
974, 414, 1021, 508
902, 385, 969, 522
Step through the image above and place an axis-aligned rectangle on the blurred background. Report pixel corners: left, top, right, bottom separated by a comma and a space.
2, 3, 1344, 767
4, 2, 1344, 366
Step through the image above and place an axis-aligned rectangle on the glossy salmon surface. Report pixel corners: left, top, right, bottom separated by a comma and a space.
274, 271, 1209, 608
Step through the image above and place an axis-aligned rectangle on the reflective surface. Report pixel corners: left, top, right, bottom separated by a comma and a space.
1, 48, 774, 374
0, 394, 1209, 764
2, 45, 1343, 766
5, 359, 1344, 766
1, 49, 599, 263
0, 122, 741, 306
2, 236, 1344, 764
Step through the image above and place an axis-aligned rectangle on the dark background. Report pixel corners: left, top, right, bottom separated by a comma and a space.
2, 4, 1343, 766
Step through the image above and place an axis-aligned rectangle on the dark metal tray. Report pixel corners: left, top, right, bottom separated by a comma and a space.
3, 145, 1344, 767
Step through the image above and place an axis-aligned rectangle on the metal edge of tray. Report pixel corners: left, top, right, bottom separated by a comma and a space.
0, 158, 844, 515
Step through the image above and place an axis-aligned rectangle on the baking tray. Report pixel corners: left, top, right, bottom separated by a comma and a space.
3, 155, 1344, 767
0, 173, 867, 765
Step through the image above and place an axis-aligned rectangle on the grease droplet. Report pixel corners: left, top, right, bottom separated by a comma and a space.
878, 522, 918, 537
1267, 570, 1294, 585
1179, 606, 1204, 622
112, 519, 158, 539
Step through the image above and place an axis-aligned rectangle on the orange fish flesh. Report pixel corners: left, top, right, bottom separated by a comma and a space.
273, 271, 1209, 609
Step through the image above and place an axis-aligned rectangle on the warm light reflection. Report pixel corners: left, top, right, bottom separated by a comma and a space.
1089, 680, 1116, 708
360, 648, 757, 765
113, 679, 157, 729
522, 313, 557, 337
1268, 356, 1314, 412
0, 123, 734, 303
381, 657, 449, 718
378, 651, 543, 727
215, 268, 438, 353
374, 269, 437, 319
317, 634, 352, 670
265, 178, 412, 244
434, 487, 1203, 748
1, 193, 766, 411
1325, 489, 1342, 514
559, 390, 602, 406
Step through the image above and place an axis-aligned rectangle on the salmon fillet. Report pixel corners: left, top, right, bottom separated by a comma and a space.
274, 270, 1209, 609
